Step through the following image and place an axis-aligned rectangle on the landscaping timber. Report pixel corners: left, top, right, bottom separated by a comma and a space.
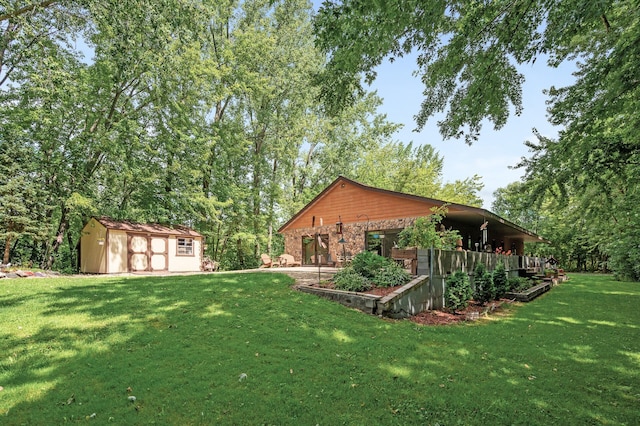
506, 281, 554, 302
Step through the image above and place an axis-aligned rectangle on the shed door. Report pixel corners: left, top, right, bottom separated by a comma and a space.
127, 234, 169, 272
150, 237, 168, 271
128, 235, 149, 272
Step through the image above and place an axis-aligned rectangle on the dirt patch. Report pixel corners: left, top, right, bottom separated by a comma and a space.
410, 300, 515, 326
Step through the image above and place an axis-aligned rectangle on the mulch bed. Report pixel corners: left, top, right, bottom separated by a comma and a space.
409, 300, 513, 326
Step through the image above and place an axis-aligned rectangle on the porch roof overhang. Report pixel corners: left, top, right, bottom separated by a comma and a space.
442, 207, 547, 244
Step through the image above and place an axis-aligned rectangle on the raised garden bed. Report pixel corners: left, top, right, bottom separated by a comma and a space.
506, 281, 554, 302
296, 285, 382, 314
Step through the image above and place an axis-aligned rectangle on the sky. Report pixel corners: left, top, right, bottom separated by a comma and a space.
361, 53, 577, 209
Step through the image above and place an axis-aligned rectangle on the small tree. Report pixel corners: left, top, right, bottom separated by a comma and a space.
445, 270, 472, 311
473, 263, 495, 304
492, 262, 509, 299
397, 206, 461, 250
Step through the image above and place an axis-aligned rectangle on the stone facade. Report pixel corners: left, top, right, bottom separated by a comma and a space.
282, 217, 420, 265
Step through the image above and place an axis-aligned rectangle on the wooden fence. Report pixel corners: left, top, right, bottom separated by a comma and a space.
383, 249, 546, 314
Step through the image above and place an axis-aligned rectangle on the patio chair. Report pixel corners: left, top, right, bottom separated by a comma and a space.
278, 254, 301, 267
202, 256, 219, 272
259, 253, 278, 268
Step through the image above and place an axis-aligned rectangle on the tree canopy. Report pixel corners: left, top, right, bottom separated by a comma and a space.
315, 0, 636, 145
0, 0, 484, 271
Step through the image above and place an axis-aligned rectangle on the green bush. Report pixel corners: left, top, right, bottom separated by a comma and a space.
492, 262, 509, 299
350, 251, 392, 278
396, 206, 461, 250
507, 276, 532, 292
473, 262, 495, 304
445, 270, 473, 311
335, 253, 410, 291
373, 263, 411, 288
333, 267, 372, 292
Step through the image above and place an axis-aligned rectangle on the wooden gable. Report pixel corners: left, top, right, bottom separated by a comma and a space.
279, 177, 451, 232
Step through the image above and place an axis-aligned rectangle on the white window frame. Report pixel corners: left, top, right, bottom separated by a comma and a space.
177, 238, 194, 256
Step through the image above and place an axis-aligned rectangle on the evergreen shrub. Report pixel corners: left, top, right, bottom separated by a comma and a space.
473, 262, 495, 304
507, 276, 531, 292
445, 270, 472, 311
492, 262, 509, 299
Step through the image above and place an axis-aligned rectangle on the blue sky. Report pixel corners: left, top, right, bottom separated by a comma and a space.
368, 53, 576, 208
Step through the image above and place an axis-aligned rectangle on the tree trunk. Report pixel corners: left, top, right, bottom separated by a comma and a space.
67, 228, 76, 272
44, 206, 69, 270
3, 235, 11, 264
236, 237, 244, 268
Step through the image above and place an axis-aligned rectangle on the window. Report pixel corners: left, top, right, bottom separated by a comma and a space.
177, 238, 194, 256
366, 229, 402, 257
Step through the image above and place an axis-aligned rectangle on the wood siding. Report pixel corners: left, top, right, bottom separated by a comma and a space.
279, 177, 543, 261
285, 179, 442, 230
79, 218, 107, 273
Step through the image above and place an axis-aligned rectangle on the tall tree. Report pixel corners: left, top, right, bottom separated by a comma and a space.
0, 136, 47, 264
350, 140, 484, 206
0, 0, 492, 272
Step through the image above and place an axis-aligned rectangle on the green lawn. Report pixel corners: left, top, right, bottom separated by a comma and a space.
1, 273, 638, 425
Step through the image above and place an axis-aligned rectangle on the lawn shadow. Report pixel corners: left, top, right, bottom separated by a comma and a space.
1, 273, 639, 424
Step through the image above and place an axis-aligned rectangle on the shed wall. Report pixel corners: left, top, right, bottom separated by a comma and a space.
80, 219, 107, 273
168, 237, 202, 272
108, 230, 128, 273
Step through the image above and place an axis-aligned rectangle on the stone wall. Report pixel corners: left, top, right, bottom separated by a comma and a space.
281, 217, 420, 264
293, 249, 549, 317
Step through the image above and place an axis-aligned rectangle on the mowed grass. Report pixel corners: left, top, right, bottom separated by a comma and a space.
1, 273, 638, 425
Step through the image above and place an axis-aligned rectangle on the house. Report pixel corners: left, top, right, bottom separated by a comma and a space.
79, 217, 203, 274
278, 176, 546, 266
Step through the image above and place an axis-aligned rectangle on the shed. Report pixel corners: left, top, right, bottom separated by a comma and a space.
278, 176, 547, 266
79, 217, 203, 274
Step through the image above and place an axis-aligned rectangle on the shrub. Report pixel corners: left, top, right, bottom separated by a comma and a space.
473, 262, 495, 304
373, 263, 411, 288
507, 276, 531, 293
492, 262, 509, 299
350, 251, 391, 278
396, 206, 461, 250
333, 267, 372, 292
445, 270, 473, 311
